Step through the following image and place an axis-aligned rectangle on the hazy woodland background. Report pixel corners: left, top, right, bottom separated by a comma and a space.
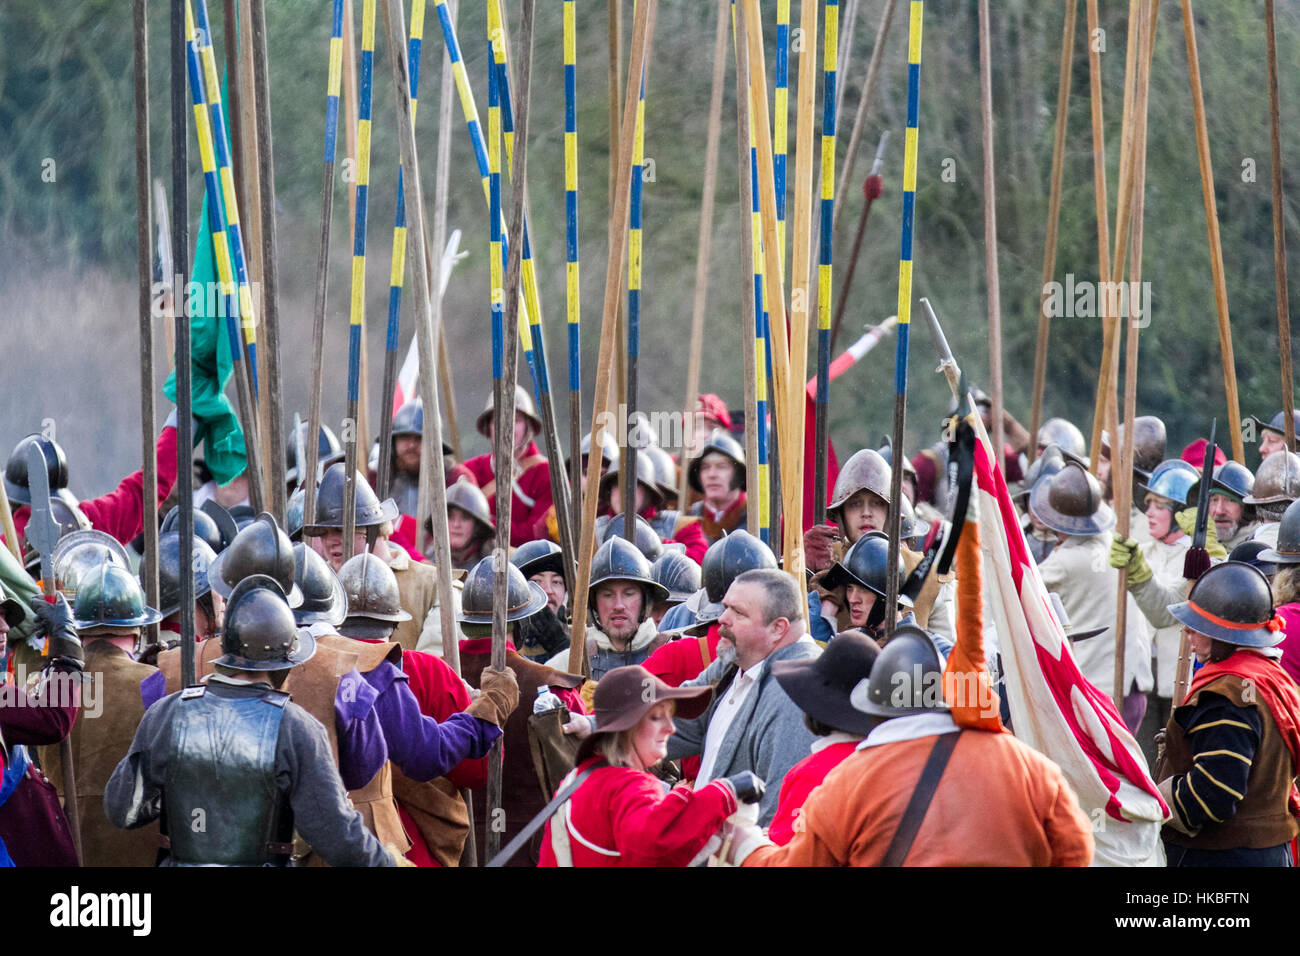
2, 0, 1299, 493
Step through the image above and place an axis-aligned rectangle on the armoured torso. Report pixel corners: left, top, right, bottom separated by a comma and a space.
389, 470, 421, 518
649, 510, 679, 543
163, 686, 292, 866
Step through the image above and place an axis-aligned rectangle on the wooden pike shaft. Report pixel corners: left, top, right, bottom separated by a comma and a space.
679, 0, 730, 511
1084, 0, 1111, 477
1181, 0, 1243, 463
569, 0, 657, 675
1266, 0, 1296, 453
252, 0, 287, 524
833, 0, 896, 239
786, 0, 818, 571
735, 0, 760, 540
1114, 0, 1156, 709
381, 0, 462, 695
1029, 0, 1076, 445
136, 0, 159, 654
978, 0, 1005, 470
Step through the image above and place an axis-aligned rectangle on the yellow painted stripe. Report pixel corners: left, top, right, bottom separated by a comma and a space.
633, 100, 646, 165
821, 137, 835, 197
390, 227, 408, 285
825, 5, 839, 72
411, 0, 426, 40
350, 257, 366, 323
566, 262, 580, 324
564, 2, 576, 62
565, 133, 578, 190
629, 231, 642, 288
522, 261, 544, 332
517, 308, 533, 351
1193, 763, 1245, 801
219, 167, 240, 227
908, 1, 924, 64
1188, 719, 1253, 734
361, 0, 376, 51
193, 108, 216, 172
897, 259, 913, 324
239, 286, 256, 337
452, 63, 478, 131
411, 99, 419, 126
357, 119, 372, 185
903, 127, 918, 191
328, 37, 343, 96
212, 234, 234, 285
818, 264, 832, 327
774, 88, 788, 152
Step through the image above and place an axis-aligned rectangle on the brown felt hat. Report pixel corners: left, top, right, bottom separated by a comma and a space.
575, 665, 712, 764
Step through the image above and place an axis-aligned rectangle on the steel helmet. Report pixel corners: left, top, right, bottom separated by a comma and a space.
51, 530, 131, 600
686, 429, 746, 494
588, 536, 669, 604
206, 513, 305, 606
511, 539, 566, 582
217, 574, 317, 670
476, 384, 542, 439
1242, 451, 1300, 506
292, 542, 348, 627
304, 463, 401, 534
1187, 460, 1255, 505
643, 445, 679, 500
445, 477, 495, 532
1142, 459, 1198, 507
650, 549, 702, 604
600, 453, 666, 512
598, 512, 664, 562
1228, 539, 1279, 578
1036, 418, 1086, 460
286, 485, 307, 540
1014, 443, 1066, 506
285, 421, 343, 487
701, 530, 777, 603
1028, 462, 1115, 536
390, 398, 452, 455
458, 556, 548, 627
1167, 561, 1282, 647
1258, 497, 1300, 566
821, 531, 914, 608
1250, 409, 1300, 440
160, 505, 223, 555
336, 553, 412, 638
848, 624, 947, 718
4, 434, 68, 506
827, 449, 892, 517
154, 531, 217, 619
72, 562, 163, 630
568, 430, 619, 471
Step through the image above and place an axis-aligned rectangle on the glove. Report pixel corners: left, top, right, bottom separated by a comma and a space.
561, 714, 595, 738
721, 771, 766, 805
29, 593, 84, 672
1174, 508, 1227, 561
803, 524, 843, 573
466, 666, 520, 728
1108, 534, 1152, 585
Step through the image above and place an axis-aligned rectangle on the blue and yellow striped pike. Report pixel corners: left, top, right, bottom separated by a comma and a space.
895, 0, 924, 399
816, 0, 839, 410
345, 0, 377, 407
774, 0, 790, 274
564, 0, 580, 396
487, 18, 504, 381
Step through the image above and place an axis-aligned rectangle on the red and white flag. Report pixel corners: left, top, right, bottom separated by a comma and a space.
971, 422, 1168, 867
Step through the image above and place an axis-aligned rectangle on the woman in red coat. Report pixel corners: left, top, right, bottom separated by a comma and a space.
539, 665, 762, 867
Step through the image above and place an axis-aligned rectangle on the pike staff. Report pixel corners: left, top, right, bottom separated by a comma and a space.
835, 0, 896, 239
569, 0, 657, 675
775, 0, 790, 272
184, 0, 265, 512
1082, 0, 1111, 477
341, 0, 378, 564
1265, 0, 1295, 453
565, 0, 583, 538
172, 0, 197, 689
978, 0, 1004, 466
623, 4, 648, 544
303, 0, 345, 546
811, 0, 838, 526
734, 0, 760, 540
882, 0, 924, 639
135, 0, 160, 650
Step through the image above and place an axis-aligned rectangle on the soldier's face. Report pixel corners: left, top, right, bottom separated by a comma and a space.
312, 528, 369, 571
698, 453, 736, 500
1208, 493, 1243, 537
845, 582, 876, 629
1144, 495, 1174, 540
1097, 450, 1111, 487
608, 483, 646, 516
841, 490, 888, 543
395, 435, 422, 473
595, 582, 644, 644
448, 508, 477, 551
1185, 626, 1213, 664
1260, 429, 1287, 460
531, 570, 566, 614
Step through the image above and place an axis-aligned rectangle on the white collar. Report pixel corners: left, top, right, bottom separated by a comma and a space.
812, 730, 864, 753
856, 711, 959, 750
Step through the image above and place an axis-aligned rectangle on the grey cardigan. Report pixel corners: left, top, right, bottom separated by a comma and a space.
667, 638, 821, 825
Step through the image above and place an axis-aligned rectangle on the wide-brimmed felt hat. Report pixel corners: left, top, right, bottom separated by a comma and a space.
575, 665, 712, 764
771, 631, 881, 736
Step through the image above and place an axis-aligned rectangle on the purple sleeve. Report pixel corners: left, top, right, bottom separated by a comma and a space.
333, 668, 390, 791
140, 670, 166, 710
363, 662, 501, 782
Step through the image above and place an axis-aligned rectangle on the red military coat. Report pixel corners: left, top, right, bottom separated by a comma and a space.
463, 442, 552, 549
538, 758, 736, 867
766, 738, 859, 846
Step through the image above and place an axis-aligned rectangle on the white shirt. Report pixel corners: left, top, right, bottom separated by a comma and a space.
695, 658, 764, 787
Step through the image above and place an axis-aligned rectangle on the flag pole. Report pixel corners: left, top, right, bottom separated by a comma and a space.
1266, 0, 1295, 453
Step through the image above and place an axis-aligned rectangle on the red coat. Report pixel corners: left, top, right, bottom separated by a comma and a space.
643, 627, 721, 783
641, 507, 708, 564
463, 442, 553, 548
12, 426, 179, 548
538, 758, 736, 866
766, 739, 858, 846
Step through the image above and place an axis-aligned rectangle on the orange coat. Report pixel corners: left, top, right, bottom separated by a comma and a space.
745, 725, 1094, 867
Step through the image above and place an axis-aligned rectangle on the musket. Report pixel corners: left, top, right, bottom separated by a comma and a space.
26, 444, 83, 865
1173, 420, 1216, 704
